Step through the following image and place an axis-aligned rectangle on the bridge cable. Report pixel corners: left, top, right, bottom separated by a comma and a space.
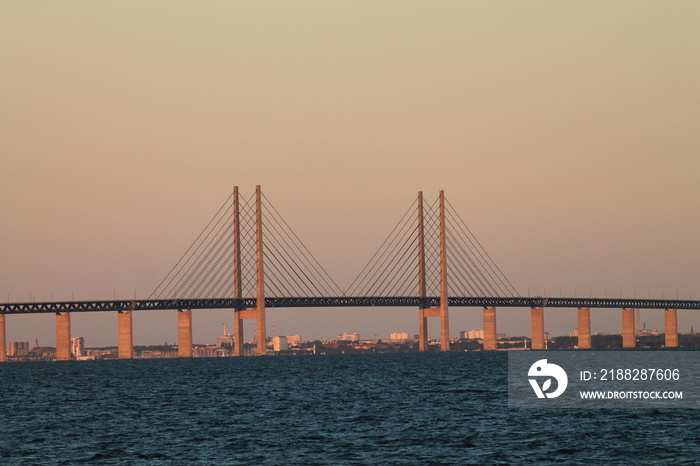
171, 208, 233, 298
446, 212, 508, 296
263, 234, 319, 297
366, 225, 419, 296
346, 198, 418, 296
263, 195, 343, 296
357, 214, 416, 296
446, 229, 491, 296
263, 212, 330, 297
150, 194, 232, 299
445, 199, 518, 296
176, 214, 233, 298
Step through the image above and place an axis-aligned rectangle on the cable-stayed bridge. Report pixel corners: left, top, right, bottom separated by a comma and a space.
1, 186, 698, 360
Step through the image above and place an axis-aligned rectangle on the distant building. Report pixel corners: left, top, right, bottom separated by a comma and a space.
390, 332, 409, 341
460, 330, 484, 340
273, 336, 289, 352
217, 323, 234, 348
71, 337, 85, 358
217, 334, 234, 348
338, 333, 360, 341
285, 335, 302, 346
9, 342, 29, 357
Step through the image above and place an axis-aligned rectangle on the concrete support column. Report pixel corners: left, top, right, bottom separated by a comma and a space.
118, 310, 134, 359
233, 310, 244, 356
483, 307, 497, 351
418, 308, 428, 352
622, 308, 636, 349
55, 312, 71, 361
0, 314, 6, 362
178, 309, 193, 358
577, 307, 591, 349
664, 309, 678, 348
530, 307, 545, 350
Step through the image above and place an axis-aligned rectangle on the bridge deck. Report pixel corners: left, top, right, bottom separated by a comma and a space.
2, 296, 700, 314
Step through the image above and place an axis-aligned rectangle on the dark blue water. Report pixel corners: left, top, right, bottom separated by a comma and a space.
1, 353, 698, 465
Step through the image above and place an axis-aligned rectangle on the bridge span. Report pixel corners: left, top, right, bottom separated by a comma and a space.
1, 186, 696, 361
0, 296, 696, 362
2, 296, 700, 314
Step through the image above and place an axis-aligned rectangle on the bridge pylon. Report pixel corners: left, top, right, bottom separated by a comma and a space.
255, 185, 267, 355
150, 184, 340, 356
233, 185, 267, 356
233, 185, 244, 356
0, 314, 6, 362
417, 191, 451, 352
418, 191, 428, 352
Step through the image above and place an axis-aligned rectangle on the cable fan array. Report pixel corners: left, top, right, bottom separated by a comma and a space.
151, 191, 342, 300
261, 193, 343, 298
345, 193, 518, 298
151, 189, 517, 301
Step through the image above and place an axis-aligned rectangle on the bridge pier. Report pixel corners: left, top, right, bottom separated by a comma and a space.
440, 305, 450, 352
622, 308, 636, 349
178, 309, 193, 358
234, 309, 257, 356
530, 307, 545, 350
118, 310, 134, 359
55, 312, 71, 361
483, 307, 497, 351
256, 304, 266, 356
664, 309, 678, 348
418, 307, 441, 351
233, 309, 244, 356
577, 307, 591, 349
418, 308, 428, 352
0, 314, 6, 362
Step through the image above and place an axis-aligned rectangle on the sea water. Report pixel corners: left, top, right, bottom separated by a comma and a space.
0, 352, 697, 465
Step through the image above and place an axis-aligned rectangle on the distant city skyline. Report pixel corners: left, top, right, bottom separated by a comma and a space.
12, 320, 699, 352
7, 323, 698, 362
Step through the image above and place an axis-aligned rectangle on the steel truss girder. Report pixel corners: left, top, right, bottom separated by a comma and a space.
1, 296, 700, 315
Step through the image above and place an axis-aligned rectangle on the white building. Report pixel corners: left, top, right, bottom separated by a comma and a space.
338, 333, 360, 341
285, 335, 302, 346
9, 342, 29, 357
217, 334, 234, 348
460, 330, 484, 340
273, 336, 289, 351
71, 337, 85, 358
390, 332, 410, 341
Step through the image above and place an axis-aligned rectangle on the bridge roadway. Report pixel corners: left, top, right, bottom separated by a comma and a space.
2, 296, 700, 314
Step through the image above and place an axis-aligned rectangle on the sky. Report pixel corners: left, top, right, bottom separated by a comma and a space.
1, 1, 699, 347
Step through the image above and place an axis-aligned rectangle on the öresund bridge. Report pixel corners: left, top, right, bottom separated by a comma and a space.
2, 186, 698, 361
